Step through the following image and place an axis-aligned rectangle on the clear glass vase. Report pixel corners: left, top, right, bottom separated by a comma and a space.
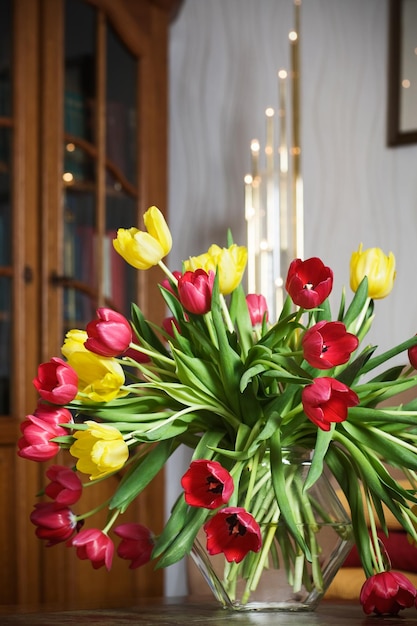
189, 449, 353, 612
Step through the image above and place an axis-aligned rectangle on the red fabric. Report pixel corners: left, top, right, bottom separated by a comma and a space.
344, 531, 417, 573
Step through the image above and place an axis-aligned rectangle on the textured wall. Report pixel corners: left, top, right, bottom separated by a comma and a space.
165, 0, 417, 596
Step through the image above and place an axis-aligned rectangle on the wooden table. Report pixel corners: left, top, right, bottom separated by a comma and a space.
2, 598, 417, 625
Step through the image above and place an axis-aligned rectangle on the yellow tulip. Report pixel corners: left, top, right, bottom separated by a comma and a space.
184, 244, 248, 295
350, 244, 396, 299
70, 421, 129, 480
61, 329, 88, 359
62, 330, 126, 402
113, 205, 172, 270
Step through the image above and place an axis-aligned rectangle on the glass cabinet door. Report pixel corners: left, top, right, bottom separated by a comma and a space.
0, 0, 12, 416
61, 0, 138, 335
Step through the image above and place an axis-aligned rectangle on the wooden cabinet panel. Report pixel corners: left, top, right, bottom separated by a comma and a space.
0, 0, 181, 610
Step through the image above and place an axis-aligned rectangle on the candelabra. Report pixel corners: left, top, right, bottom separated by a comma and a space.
245, 0, 303, 322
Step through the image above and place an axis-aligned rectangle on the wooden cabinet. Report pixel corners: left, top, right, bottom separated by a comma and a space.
0, 0, 180, 610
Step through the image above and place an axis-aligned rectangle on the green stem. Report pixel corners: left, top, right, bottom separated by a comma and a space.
158, 260, 178, 284
219, 294, 234, 333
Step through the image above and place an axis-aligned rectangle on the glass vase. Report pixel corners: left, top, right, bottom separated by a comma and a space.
189, 448, 353, 612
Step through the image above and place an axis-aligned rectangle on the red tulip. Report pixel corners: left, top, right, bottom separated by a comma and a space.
246, 294, 269, 326
302, 320, 359, 369
33, 357, 78, 404
360, 571, 417, 615
285, 257, 333, 309
114, 523, 154, 569
408, 336, 417, 369
177, 269, 215, 315
162, 316, 181, 338
45, 465, 83, 505
71, 528, 114, 570
181, 459, 234, 509
17, 405, 73, 462
85, 308, 132, 357
30, 502, 77, 546
160, 270, 182, 295
204, 507, 262, 563
301, 376, 359, 431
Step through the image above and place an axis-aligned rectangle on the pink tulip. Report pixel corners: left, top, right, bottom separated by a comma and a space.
85, 307, 132, 357
246, 294, 269, 326
177, 269, 215, 315
33, 357, 78, 404
71, 528, 114, 570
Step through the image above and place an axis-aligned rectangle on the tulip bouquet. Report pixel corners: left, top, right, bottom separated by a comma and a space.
18, 206, 417, 615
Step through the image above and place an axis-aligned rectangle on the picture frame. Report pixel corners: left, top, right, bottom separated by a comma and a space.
387, 0, 417, 146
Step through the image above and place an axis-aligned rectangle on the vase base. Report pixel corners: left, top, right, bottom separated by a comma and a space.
221, 600, 319, 612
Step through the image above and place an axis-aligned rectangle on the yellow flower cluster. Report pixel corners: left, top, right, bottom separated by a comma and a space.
62, 330, 127, 403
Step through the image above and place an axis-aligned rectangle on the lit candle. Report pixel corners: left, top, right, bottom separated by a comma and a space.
250, 139, 260, 179
245, 173, 256, 293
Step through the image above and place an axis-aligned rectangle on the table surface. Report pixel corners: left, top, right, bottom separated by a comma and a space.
2, 598, 417, 625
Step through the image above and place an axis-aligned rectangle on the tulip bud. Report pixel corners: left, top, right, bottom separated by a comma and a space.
350, 244, 396, 299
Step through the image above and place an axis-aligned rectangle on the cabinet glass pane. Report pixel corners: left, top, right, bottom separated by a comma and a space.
0, 0, 12, 117
0, 277, 11, 416
106, 24, 136, 187
0, 0, 12, 415
64, 0, 95, 185
105, 24, 137, 316
63, 188, 96, 330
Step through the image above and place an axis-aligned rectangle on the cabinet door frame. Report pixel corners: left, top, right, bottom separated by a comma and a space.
6, 0, 178, 609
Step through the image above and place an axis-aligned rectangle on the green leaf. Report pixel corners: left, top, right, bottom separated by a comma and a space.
171, 348, 225, 401
325, 446, 374, 577
335, 345, 375, 386
130, 303, 171, 358
210, 275, 244, 416
341, 277, 369, 330
109, 439, 174, 513
229, 283, 254, 358
303, 426, 334, 491
269, 430, 311, 559
361, 335, 417, 375
155, 507, 209, 568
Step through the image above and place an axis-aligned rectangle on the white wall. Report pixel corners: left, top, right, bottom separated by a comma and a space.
165, 0, 417, 596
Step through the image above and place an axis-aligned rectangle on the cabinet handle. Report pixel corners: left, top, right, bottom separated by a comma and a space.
23, 266, 34, 283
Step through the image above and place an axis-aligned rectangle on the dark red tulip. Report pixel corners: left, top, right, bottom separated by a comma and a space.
181, 459, 234, 509
302, 320, 359, 369
45, 465, 83, 505
408, 336, 417, 370
30, 502, 77, 546
203, 507, 262, 563
301, 376, 359, 431
285, 257, 333, 309
360, 571, 417, 615
114, 523, 154, 569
